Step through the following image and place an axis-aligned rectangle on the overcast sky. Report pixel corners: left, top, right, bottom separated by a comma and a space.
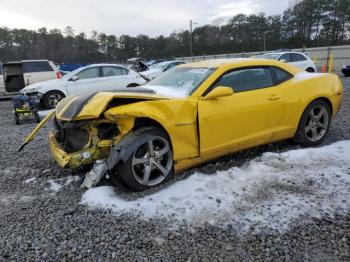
0, 0, 290, 37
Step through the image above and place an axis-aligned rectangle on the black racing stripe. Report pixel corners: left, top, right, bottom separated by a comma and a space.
60, 88, 156, 120
61, 92, 98, 120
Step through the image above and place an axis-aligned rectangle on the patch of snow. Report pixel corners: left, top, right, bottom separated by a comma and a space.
24, 177, 37, 184
45, 176, 81, 193
147, 85, 189, 98
81, 141, 350, 233
38, 109, 54, 117
293, 72, 324, 81
47, 179, 63, 192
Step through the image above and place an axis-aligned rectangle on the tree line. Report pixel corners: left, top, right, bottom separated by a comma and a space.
0, 0, 349, 64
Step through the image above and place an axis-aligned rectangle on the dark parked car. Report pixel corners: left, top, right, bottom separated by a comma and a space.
342, 65, 350, 77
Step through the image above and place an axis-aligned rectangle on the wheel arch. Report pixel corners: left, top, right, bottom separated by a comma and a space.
106, 117, 174, 174
127, 83, 140, 88
306, 67, 315, 73
295, 97, 333, 131
133, 117, 173, 148
315, 97, 333, 116
42, 89, 67, 109
43, 89, 67, 98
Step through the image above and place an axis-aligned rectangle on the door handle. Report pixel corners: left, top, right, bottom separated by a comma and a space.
268, 95, 281, 101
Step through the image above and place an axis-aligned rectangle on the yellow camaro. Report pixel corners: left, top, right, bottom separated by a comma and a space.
21, 59, 343, 191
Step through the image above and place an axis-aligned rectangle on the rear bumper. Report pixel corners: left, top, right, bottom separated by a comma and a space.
49, 131, 111, 168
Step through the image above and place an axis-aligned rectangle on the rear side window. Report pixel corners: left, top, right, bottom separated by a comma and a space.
0, 65, 2, 74
291, 53, 308, 62
271, 67, 293, 85
23, 61, 53, 73
213, 67, 274, 93
102, 66, 129, 77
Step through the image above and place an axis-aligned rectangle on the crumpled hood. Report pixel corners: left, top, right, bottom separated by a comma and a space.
55, 87, 169, 121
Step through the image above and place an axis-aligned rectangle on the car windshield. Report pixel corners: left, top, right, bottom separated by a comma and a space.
145, 67, 215, 97
150, 62, 172, 71
256, 53, 281, 60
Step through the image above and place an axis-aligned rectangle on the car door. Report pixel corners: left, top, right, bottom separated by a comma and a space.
290, 53, 309, 70
67, 66, 101, 95
100, 66, 130, 90
198, 67, 284, 156
22, 61, 55, 85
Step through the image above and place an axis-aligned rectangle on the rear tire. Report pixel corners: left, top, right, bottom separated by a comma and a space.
43, 91, 65, 109
111, 128, 174, 191
293, 100, 331, 146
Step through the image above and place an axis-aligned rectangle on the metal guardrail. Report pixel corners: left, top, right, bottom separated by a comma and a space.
176, 45, 350, 72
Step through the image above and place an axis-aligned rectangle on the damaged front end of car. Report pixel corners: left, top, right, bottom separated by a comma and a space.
49, 116, 135, 169
20, 90, 168, 169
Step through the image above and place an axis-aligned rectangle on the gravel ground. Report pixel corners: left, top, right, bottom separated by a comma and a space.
0, 78, 349, 261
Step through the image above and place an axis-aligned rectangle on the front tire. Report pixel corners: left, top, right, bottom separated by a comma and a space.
43, 91, 65, 109
112, 128, 174, 191
293, 100, 331, 146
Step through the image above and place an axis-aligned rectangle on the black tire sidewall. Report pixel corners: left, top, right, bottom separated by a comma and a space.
43, 91, 65, 109
113, 128, 174, 191
34, 112, 41, 123
14, 113, 20, 125
293, 100, 331, 146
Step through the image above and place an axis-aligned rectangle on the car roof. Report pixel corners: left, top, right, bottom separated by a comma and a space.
3, 59, 50, 64
21, 59, 50, 62
262, 51, 308, 56
85, 63, 127, 68
179, 58, 302, 73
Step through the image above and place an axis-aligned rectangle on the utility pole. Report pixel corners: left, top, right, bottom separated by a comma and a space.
263, 31, 268, 52
190, 20, 197, 57
263, 31, 271, 52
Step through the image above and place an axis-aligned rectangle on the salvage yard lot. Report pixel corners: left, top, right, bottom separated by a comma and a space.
0, 78, 350, 261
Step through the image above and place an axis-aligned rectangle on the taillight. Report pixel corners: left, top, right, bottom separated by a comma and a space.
56, 72, 61, 79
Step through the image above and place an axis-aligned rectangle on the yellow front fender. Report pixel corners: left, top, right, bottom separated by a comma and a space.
18, 110, 56, 152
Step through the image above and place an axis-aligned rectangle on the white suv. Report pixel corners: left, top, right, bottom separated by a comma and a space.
256, 52, 317, 72
21, 64, 147, 109
1, 60, 60, 96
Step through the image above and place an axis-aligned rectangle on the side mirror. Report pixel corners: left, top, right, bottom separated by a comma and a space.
70, 75, 79, 81
279, 59, 287, 63
203, 86, 234, 100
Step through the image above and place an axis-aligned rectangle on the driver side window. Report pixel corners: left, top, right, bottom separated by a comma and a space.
76, 67, 100, 80
213, 67, 274, 93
